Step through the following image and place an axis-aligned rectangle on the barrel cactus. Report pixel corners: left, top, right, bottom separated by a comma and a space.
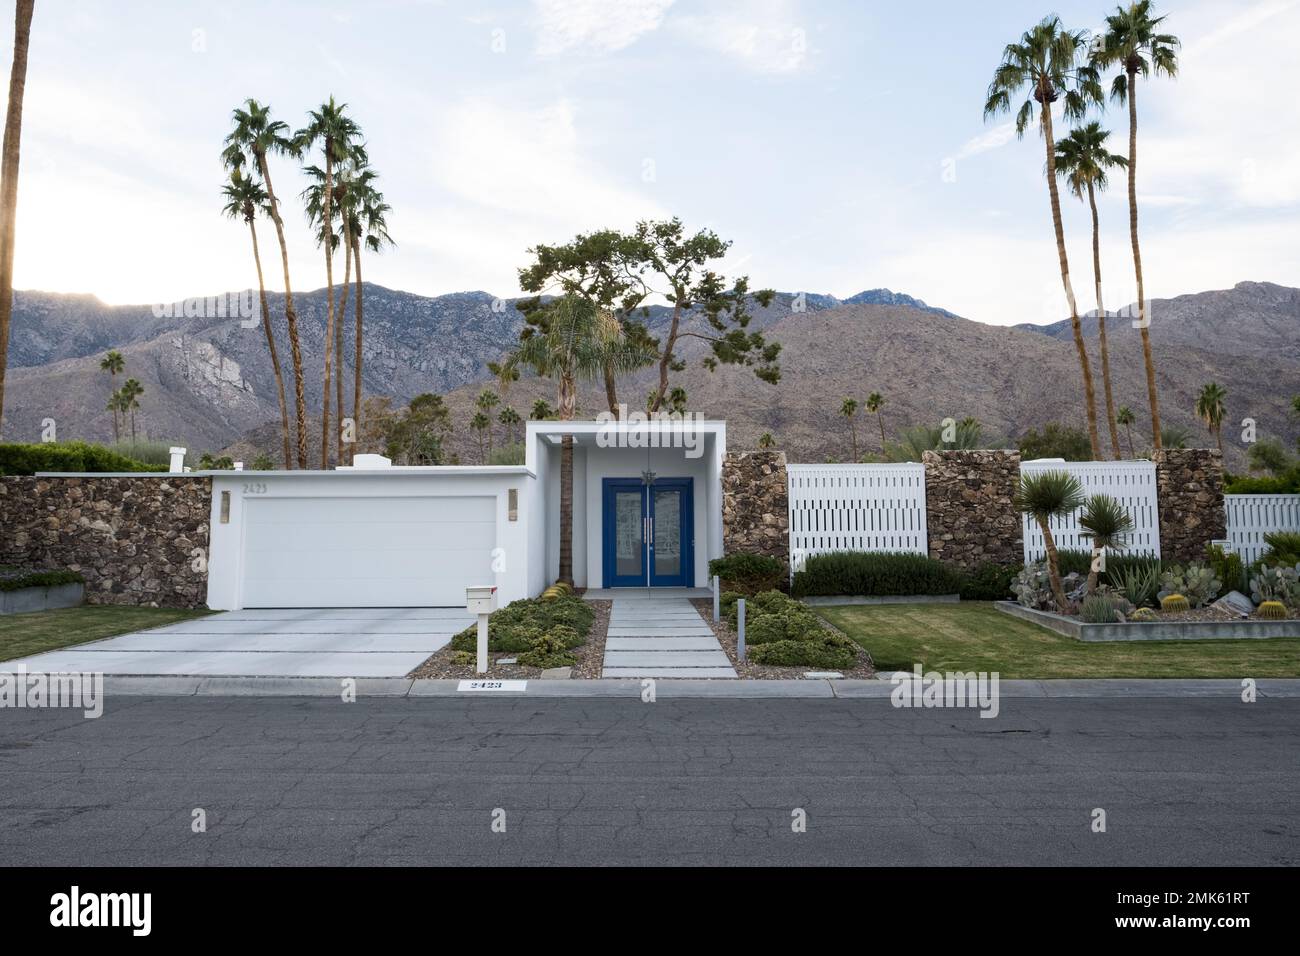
1130, 607, 1158, 622
1257, 601, 1288, 620
1160, 594, 1190, 613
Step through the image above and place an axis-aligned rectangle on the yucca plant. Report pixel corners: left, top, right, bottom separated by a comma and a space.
1079, 493, 1135, 594
1014, 470, 1086, 610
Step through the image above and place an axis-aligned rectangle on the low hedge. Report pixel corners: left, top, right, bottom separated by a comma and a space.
749, 633, 858, 669
707, 553, 785, 595
0, 441, 155, 476
0, 568, 85, 592
958, 562, 1018, 601
791, 551, 964, 598
449, 596, 593, 654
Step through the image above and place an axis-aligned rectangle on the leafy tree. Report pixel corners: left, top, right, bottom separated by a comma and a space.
1079, 494, 1134, 593
865, 392, 886, 448
386, 393, 452, 465
222, 168, 291, 468
1249, 439, 1293, 476
1195, 382, 1227, 454
249, 453, 276, 471
1055, 122, 1128, 459
1116, 405, 1137, 458
495, 295, 655, 584
1014, 470, 1086, 610
295, 97, 362, 468
1093, 0, 1180, 452
223, 99, 308, 467
1019, 422, 1093, 461
99, 350, 125, 441
839, 397, 859, 461
985, 15, 1105, 458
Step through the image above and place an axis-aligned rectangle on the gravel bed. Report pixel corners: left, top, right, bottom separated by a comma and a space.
689, 598, 875, 680
407, 599, 611, 679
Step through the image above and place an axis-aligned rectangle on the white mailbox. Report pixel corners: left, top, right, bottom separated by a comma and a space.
466, 585, 498, 616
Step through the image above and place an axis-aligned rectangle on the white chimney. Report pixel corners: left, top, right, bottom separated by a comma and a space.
233, 461, 244, 471
169, 447, 186, 473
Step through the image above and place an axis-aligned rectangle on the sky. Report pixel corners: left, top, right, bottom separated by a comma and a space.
3, 0, 1298, 326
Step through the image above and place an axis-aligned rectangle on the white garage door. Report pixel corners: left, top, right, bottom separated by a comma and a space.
240, 496, 496, 608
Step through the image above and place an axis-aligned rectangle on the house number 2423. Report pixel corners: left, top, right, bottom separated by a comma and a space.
242, 482, 268, 495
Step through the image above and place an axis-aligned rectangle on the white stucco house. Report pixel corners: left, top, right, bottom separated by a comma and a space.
203, 418, 726, 610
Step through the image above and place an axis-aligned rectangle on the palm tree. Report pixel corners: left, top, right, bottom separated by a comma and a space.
476, 389, 501, 459
99, 350, 125, 441
865, 391, 886, 448
350, 171, 391, 463
1094, 1, 1180, 453
758, 432, 776, 449
106, 390, 127, 441
839, 397, 859, 461
985, 15, 1105, 459
223, 100, 307, 467
496, 295, 655, 585
120, 378, 145, 441
530, 399, 554, 420
498, 406, 522, 446
1014, 470, 1087, 610
1055, 122, 1128, 460
1116, 405, 1137, 458
1195, 382, 1227, 453
0, 0, 35, 439
295, 97, 362, 468
222, 169, 292, 468
1079, 493, 1134, 593
470, 411, 490, 464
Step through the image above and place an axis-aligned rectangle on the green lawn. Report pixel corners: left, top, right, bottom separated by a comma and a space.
0, 606, 211, 663
818, 602, 1300, 678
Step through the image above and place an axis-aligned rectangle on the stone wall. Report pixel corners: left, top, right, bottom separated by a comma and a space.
1154, 448, 1226, 563
721, 451, 789, 570
0, 476, 212, 608
922, 450, 1023, 570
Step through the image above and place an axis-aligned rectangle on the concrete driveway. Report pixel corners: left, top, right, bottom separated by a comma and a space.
6, 608, 473, 677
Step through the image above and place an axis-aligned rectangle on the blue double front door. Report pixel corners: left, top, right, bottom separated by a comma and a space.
601, 478, 693, 588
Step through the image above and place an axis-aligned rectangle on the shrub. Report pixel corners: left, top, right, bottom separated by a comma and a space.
1018, 422, 1093, 461
744, 604, 825, 645
1160, 594, 1190, 613
516, 630, 578, 668
1158, 564, 1221, 609
0, 441, 155, 476
450, 650, 476, 666
959, 563, 1017, 601
791, 551, 964, 598
450, 596, 592, 652
749, 632, 858, 669
0, 568, 85, 591
1261, 531, 1300, 568
708, 553, 785, 595
1079, 594, 1121, 624
106, 440, 177, 468
1224, 466, 1300, 495
1256, 601, 1288, 620
1204, 545, 1246, 596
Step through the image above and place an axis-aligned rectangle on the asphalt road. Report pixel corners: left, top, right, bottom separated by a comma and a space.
0, 695, 1296, 866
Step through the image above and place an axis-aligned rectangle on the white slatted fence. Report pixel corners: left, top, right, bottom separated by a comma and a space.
787, 463, 928, 572
1020, 459, 1160, 564
1224, 494, 1300, 564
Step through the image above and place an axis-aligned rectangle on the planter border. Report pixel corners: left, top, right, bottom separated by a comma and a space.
996, 600, 1300, 642
0, 582, 85, 615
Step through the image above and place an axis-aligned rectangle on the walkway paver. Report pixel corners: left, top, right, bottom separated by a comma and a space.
599, 597, 736, 679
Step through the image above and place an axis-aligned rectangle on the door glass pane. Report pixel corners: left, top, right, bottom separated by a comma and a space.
615, 491, 643, 578
653, 489, 681, 578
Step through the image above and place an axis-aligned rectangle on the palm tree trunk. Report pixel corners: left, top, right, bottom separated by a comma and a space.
1088, 182, 1123, 459
1125, 423, 1135, 459
603, 365, 619, 416
255, 150, 305, 469
877, 412, 886, 449
351, 235, 364, 466
558, 372, 577, 586
248, 220, 291, 469
1041, 101, 1102, 460
0, 0, 35, 440
319, 152, 335, 470
1039, 519, 1069, 611
1127, 70, 1162, 452
335, 224, 352, 465
1216, 425, 1223, 455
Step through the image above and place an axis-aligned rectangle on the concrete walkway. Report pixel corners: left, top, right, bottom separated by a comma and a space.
600, 597, 737, 678
3, 608, 473, 678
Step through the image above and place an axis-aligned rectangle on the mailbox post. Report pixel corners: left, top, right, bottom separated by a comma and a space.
466, 585, 498, 674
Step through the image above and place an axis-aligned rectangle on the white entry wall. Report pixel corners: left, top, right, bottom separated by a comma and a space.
1020, 459, 1160, 563
787, 463, 928, 571
206, 468, 535, 610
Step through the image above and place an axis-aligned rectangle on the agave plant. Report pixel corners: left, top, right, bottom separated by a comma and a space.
1078, 493, 1135, 594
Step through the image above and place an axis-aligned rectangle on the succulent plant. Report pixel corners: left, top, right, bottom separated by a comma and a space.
1256, 600, 1288, 620
1158, 563, 1221, 609
1250, 564, 1300, 608
1130, 606, 1158, 622
1160, 594, 1190, 613
1080, 595, 1121, 624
